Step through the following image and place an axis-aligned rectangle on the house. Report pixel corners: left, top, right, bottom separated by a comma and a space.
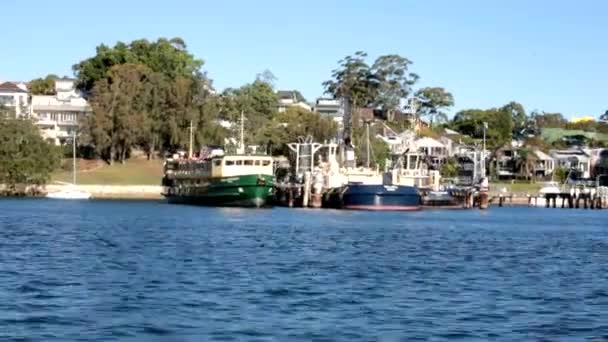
313, 97, 343, 125
493, 146, 520, 179
277, 90, 311, 112
453, 145, 486, 185
549, 148, 591, 178
532, 150, 555, 179
589, 148, 608, 178
392, 109, 429, 132
0, 81, 29, 117
415, 137, 447, 169
31, 78, 92, 145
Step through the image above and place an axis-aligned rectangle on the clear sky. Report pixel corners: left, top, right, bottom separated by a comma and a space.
1, 0, 607, 118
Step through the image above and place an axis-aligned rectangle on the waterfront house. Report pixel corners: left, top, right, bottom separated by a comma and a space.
415, 137, 448, 169
31, 78, 91, 145
532, 150, 555, 179
0, 81, 29, 118
493, 146, 520, 179
277, 90, 312, 112
549, 148, 591, 178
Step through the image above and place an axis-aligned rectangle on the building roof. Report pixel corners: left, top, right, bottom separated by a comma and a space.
277, 90, 294, 100
550, 149, 590, 161
0, 82, 27, 93
415, 137, 445, 148
533, 150, 553, 161
443, 128, 460, 136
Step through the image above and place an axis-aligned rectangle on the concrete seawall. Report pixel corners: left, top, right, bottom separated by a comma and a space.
45, 185, 163, 199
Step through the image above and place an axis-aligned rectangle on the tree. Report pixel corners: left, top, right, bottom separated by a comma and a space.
324, 52, 421, 142
28, 74, 59, 95
450, 104, 515, 149
256, 69, 277, 87
265, 107, 337, 155
440, 157, 458, 178
323, 51, 378, 108
292, 90, 306, 103
0, 104, 12, 118
529, 111, 567, 129
371, 54, 419, 111
494, 104, 515, 146
84, 64, 151, 164
515, 148, 537, 181
323, 51, 379, 140
73, 37, 203, 94
415, 87, 454, 126
220, 79, 279, 147
502, 101, 526, 136
0, 118, 61, 194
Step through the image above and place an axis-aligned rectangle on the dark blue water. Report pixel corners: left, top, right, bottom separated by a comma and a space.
1, 199, 608, 341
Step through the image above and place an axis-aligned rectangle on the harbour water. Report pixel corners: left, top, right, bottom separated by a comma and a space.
1, 199, 608, 341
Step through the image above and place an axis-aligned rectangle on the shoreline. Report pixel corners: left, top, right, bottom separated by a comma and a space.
45, 184, 164, 200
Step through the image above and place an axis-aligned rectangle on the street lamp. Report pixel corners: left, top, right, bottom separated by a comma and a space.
482, 121, 488, 178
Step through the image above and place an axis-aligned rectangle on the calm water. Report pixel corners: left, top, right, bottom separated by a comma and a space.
1, 199, 608, 341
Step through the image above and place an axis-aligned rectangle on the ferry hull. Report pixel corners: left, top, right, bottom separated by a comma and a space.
323, 184, 422, 211
163, 174, 274, 208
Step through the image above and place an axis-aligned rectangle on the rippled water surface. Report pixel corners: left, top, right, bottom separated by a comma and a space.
1, 199, 608, 341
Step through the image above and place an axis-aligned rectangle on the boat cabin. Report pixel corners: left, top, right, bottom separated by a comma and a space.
211, 155, 274, 177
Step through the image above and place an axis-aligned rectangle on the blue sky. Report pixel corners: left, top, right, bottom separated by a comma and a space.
1, 0, 607, 118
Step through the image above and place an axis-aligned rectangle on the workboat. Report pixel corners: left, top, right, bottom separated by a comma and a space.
324, 182, 421, 211
161, 151, 275, 208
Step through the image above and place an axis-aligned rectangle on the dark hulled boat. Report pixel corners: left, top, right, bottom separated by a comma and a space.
323, 183, 422, 211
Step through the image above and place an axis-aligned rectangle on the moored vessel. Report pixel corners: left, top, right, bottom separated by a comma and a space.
324, 183, 421, 211
162, 151, 274, 208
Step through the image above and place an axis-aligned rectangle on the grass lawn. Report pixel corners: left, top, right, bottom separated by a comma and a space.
490, 181, 542, 194
52, 159, 164, 185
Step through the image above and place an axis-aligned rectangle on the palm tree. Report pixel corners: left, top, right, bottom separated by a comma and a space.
516, 148, 538, 181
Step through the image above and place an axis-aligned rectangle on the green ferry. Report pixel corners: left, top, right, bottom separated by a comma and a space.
161, 152, 275, 208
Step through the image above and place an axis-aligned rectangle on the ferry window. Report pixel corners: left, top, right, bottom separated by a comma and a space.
225, 160, 235, 166
244, 160, 254, 166
213, 160, 221, 167
254, 160, 261, 166
236, 160, 243, 165
262, 160, 271, 166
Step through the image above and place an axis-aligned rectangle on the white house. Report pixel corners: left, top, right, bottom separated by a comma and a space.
415, 137, 448, 169
277, 90, 312, 112
31, 78, 91, 145
313, 97, 343, 126
550, 149, 591, 178
0, 82, 29, 117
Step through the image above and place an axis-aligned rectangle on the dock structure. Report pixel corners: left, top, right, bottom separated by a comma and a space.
526, 187, 608, 209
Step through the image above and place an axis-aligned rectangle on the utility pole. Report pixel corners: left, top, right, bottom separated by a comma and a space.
366, 121, 371, 169
483, 122, 487, 153
72, 130, 76, 186
239, 110, 245, 154
188, 119, 194, 158
482, 121, 488, 178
